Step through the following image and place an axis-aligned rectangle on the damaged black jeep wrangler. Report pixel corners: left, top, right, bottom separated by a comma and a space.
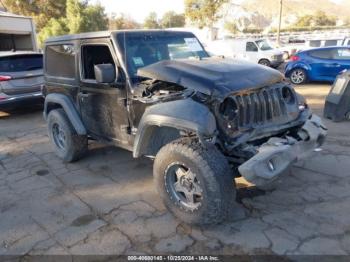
43, 30, 327, 225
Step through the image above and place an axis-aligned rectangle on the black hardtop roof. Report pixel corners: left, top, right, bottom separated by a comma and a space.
45, 29, 195, 44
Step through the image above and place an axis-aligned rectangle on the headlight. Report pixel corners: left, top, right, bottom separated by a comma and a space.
219, 97, 238, 121
282, 86, 296, 104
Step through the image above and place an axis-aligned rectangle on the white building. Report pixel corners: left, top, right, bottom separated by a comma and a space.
0, 11, 38, 51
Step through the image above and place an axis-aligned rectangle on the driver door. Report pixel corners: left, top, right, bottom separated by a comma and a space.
78, 40, 130, 144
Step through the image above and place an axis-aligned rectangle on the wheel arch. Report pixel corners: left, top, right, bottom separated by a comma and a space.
133, 99, 217, 158
287, 63, 310, 77
44, 94, 87, 135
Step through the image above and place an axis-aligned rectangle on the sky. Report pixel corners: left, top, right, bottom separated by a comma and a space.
91, 0, 346, 23
91, 0, 185, 22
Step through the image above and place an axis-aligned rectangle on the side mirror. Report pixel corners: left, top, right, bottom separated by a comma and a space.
94, 64, 117, 84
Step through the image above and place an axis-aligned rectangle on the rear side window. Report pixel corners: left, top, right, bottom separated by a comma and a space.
46, 44, 75, 79
309, 49, 333, 59
0, 54, 43, 72
324, 40, 338, 46
81, 45, 114, 80
309, 40, 321, 47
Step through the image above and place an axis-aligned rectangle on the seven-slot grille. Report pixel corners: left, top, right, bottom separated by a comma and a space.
232, 87, 289, 128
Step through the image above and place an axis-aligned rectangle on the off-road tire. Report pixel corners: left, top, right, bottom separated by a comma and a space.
153, 137, 236, 225
47, 108, 88, 162
258, 59, 271, 67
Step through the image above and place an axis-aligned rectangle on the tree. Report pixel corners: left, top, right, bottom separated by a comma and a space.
313, 11, 336, 26
38, 18, 68, 45
143, 12, 161, 29
161, 11, 185, 28
109, 13, 140, 30
184, 0, 228, 28
81, 3, 108, 32
66, 0, 84, 34
224, 21, 239, 35
35, 0, 107, 46
294, 11, 336, 27
295, 15, 313, 27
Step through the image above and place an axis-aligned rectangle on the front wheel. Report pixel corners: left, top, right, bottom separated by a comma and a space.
258, 59, 271, 67
290, 68, 307, 85
153, 138, 236, 225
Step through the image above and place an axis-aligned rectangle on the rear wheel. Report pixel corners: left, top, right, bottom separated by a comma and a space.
153, 138, 236, 225
290, 68, 307, 85
47, 109, 88, 162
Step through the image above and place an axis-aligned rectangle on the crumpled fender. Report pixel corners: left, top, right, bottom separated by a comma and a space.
133, 98, 216, 158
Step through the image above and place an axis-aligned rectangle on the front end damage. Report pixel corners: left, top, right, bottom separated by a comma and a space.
133, 59, 327, 188
238, 114, 327, 187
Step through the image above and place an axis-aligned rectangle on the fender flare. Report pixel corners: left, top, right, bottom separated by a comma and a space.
44, 93, 87, 135
133, 99, 217, 158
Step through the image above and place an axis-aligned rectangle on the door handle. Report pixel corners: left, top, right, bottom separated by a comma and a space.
80, 93, 90, 98
332, 63, 341, 67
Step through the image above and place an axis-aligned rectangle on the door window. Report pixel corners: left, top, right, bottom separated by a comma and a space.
81, 45, 115, 81
246, 42, 258, 52
309, 49, 333, 59
335, 48, 350, 60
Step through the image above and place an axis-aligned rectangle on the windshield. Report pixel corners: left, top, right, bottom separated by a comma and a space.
255, 40, 273, 51
115, 32, 209, 78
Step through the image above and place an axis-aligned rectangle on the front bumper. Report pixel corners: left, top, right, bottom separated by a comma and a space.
270, 59, 284, 68
238, 114, 327, 187
0, 92, 43, 109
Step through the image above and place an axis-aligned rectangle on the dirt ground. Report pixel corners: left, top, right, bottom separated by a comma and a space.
1, 83, 350, 257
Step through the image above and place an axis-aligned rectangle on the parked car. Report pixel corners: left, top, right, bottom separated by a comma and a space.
205, 38, 284, 68
281, 37, 350, 59
285, 46, 350, 84
43, 30, 326, 225
0, 51, 44, 109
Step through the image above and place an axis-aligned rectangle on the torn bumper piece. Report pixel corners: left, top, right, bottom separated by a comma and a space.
238, 114, 327, 187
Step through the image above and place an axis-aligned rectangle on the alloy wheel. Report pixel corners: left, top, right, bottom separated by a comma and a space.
164, 162, 203, 211
290, 69, 305, 84
52, 123, 66, 150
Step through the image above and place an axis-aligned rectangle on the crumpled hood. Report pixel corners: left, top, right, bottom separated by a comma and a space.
137, 58, 284, 97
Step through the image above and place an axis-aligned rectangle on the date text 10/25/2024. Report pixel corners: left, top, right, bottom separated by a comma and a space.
127, 256, 220, 261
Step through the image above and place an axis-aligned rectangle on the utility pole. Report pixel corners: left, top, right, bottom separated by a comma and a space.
277, 0, 283, 47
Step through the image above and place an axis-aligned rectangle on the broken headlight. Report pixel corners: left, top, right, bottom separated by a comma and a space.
282, 86, 296, 105
219, 97, 238, 121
